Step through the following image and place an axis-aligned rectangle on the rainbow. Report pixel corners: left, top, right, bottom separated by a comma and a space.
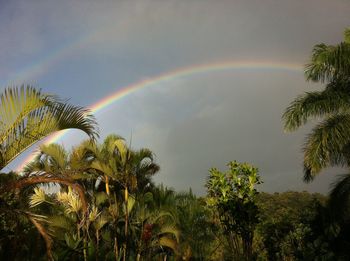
16, 60, 303, 170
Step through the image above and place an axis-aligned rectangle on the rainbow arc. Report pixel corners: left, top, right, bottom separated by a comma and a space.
17, 60, 303, 170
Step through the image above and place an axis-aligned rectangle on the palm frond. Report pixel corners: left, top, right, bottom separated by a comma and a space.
93, 213, 109, 231
283, 87, 350, 131
0, 85, 98, 170
303, 113, 350, 181
25, 211, 53, 260
57, 188, 82, 214
95, 191, 109, 206
305, 42, 350, 82
39, 143, 68, 170
30, 187, 48, 207
49, 215, 75, 230
159, 224, 180, 243
158, 237, 178, 252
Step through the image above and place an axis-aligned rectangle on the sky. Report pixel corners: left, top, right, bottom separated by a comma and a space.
1, 0, 350, 195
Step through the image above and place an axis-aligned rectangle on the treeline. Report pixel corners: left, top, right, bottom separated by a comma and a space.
0, 136, 344, 260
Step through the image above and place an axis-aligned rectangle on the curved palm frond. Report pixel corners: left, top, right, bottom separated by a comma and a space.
25, 212, 54, 261
0, 86, 98, 170
0, 174, 89, 214
303, 113, 350, 181
24, 144, 69, 176
305, 31, 350, 83
283, 86, 350, 131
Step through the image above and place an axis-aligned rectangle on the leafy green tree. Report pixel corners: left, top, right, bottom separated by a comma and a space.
283, 28, 350, 180
206, 161, 262, 260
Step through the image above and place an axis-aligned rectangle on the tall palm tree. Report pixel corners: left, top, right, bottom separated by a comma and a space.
283, 28, 350, 181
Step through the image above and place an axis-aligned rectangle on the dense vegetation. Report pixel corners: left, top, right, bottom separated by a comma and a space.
1, 28, 350, 260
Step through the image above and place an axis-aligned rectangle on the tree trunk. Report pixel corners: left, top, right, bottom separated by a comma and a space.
123, 187, 129, 261
105, 175, 110, 195
114, 237, 119, 261
96, 230, 100, 261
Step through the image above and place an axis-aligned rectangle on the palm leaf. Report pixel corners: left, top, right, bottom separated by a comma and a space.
283, 85, 350, 131
305, 41, 350, 82
0, 85, 98, 170
303, 113, 350, 181
29, 187, 48, 207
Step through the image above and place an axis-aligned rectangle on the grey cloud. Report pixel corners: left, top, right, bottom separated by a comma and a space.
2, 0, 349, 195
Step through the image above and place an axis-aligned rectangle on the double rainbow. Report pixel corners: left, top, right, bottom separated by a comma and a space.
17, 60, 303, 170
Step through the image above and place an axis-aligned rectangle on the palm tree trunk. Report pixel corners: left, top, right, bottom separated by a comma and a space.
114, 237, 119, 261
123, 187, 129, 261
83, 237, 88, 261
96, 230, 100, 261
105, 175, 110, 195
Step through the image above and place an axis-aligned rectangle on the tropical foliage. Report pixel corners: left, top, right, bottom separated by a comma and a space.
283, 28, 350, 180
3, 28, 350, 260
206, 161, 261, 260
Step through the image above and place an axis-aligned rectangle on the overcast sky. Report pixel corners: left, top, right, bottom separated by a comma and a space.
2, 0, 350, 194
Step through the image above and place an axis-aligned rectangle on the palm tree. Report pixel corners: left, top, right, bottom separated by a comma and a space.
77, 134, 160, 260
133, 198, 179, 261
283, 28, 350, 181
0, 85, 97, 260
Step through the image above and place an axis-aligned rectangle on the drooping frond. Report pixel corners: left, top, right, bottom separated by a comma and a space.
303, 113, 350, 181
49, 215, 75, 230
283, 87, 350, 131
25, 212, 53, 260
24, 143, 69, 175
0, 86, 98, 170
159, 224, 180, 243
69, 139, 96, 170
305, 28, 350, 83
39, 144, 68, 170
158, 237, 178, 253
305, 42, 350, 82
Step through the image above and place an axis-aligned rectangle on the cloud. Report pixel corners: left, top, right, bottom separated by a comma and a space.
3, 0, 349, 194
